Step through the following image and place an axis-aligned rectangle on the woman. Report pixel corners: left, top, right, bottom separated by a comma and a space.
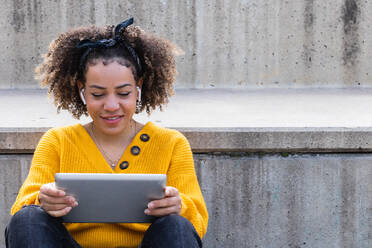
5, 18, 208, 248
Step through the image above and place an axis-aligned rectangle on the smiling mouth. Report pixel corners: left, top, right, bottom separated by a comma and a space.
102, 115, 123, 120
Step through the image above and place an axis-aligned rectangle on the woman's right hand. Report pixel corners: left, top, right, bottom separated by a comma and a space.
39, 182, 78, 217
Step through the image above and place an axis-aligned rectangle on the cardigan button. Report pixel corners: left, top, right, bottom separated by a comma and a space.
119, 161, 129, 170
140, 134, 150, 142
131, 146, 141, 155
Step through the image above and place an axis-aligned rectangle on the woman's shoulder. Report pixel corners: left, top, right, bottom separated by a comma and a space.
34, 124, 86, 152
42, 123, 86, 141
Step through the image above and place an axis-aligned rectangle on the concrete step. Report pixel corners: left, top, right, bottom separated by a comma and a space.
1, 88, 372, 128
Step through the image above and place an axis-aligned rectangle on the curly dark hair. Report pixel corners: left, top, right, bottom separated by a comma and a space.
35, 22, 177, 118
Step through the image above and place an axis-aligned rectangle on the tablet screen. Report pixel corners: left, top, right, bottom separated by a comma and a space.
55, 173, 166, 223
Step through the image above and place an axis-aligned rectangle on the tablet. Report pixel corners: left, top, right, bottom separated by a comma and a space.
54, 173, 166, 223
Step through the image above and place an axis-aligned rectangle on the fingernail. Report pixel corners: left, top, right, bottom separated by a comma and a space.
144, 209, 149, 215
148, 203, 152, 208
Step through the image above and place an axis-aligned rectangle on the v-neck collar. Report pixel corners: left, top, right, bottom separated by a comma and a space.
76, 121, 154, 172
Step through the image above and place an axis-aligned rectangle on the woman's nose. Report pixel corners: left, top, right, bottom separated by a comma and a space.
103, 95, 119, 111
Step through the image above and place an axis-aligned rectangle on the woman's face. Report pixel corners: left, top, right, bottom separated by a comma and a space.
82, 60, 138, 137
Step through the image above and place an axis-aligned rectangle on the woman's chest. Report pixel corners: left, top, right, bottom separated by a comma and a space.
58, 142, 172, 174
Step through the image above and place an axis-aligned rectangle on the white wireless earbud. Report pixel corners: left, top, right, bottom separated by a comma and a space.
136, 86, 141, 101
80, 88, 86, 105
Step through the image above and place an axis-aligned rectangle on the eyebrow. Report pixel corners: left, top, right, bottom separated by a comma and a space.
88, 83, 132, 90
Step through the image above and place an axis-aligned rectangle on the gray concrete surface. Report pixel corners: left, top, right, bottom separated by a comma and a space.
2, 88, 372, 128
2, 0, 372, 89
3, 88, 372, 154
5, 127, 372, 154
2, 1, 372, 247
1, 88, 372, 247
1, 153, 371, 248
197, 153, 372, 248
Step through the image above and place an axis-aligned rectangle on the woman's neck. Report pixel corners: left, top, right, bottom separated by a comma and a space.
90, 120, 137, 147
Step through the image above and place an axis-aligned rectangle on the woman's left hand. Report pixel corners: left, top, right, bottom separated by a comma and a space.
145, 186, 182, 217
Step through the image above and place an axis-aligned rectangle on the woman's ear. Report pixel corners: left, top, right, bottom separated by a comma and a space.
80, 88, 86, 105
137, 78, 143, 89
77, 82, 86, 105
77, 81, 84, 91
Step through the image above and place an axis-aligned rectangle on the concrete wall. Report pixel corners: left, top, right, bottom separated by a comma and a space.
197, 153, 371, 248
1, 153, 371, 248
2, 0, 372, 89
1, 129, 371, 248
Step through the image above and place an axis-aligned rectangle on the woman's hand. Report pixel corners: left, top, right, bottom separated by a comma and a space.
38, 182, 78, 217
145, 186, 182, 217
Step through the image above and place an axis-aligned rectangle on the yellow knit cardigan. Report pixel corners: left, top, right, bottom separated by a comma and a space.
11, 122, 208, 248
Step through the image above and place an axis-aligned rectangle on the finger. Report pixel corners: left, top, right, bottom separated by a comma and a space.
40, 183, 65, 197
148, 196, 180, 209
47, 206, 72, 218
164, 186, 179, 197
148, 198, 174, 209
39, 194, 76, 205
41, 202, 72, 212
145, 205, 181, 217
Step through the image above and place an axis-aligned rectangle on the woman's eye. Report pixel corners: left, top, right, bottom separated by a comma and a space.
118, 92, 130, 96
91, 93, 103, 97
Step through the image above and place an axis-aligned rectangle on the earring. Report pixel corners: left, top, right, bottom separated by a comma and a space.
135, 86, 142, 114
80, 88, 86, 105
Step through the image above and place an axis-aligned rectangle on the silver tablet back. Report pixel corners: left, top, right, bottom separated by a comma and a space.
55, 173, 166, 223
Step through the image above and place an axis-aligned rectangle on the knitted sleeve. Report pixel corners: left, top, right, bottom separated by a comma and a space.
11, 129, 60, 215
166, 134, 208, 238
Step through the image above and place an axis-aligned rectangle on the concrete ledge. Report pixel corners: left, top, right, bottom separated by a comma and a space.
2, 88, 372, 153
0, 129, 46, 153
2, 127, 372, 153
181, 127, 372, 153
